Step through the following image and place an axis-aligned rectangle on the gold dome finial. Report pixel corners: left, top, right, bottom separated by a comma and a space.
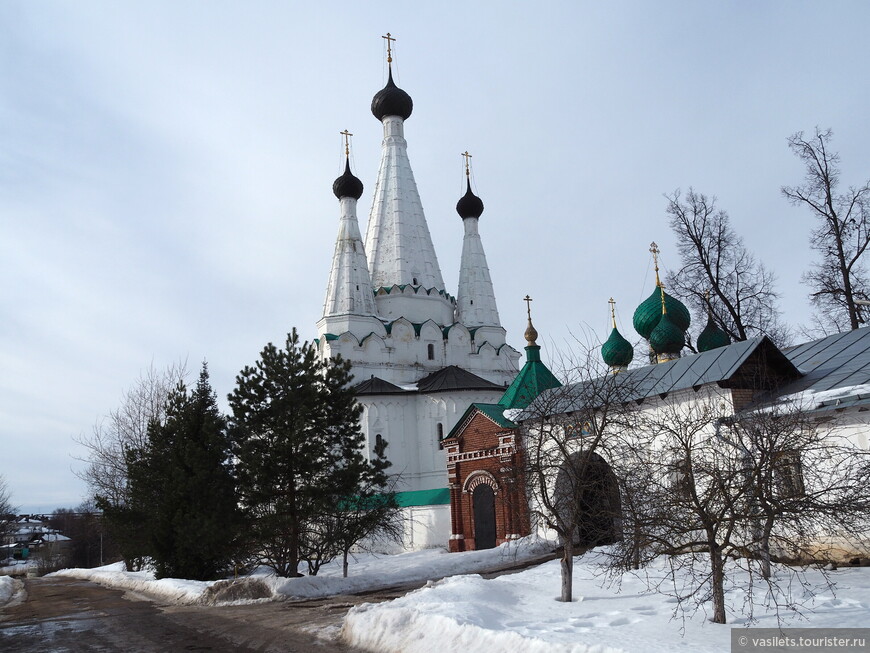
523, 295, 538, 346
382, 32, 396, 65
340, 129, 353, 157
650, 241, 662, 287
609, 297, 617, 329
660, 282, 668, 315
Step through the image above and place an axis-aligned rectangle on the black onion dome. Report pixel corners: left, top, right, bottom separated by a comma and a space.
371, 68, 413, 121
456, 179, 484, 219
333, 158, 364, 200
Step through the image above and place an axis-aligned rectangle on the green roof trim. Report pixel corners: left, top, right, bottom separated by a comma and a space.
394, 488, 451, 507
324, 333, 339, 341
498, 344, 562, 410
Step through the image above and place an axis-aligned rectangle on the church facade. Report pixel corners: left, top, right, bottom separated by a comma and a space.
316, 45, 520, 548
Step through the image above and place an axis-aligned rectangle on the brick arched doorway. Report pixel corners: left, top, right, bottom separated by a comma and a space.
472, 484, 496, 549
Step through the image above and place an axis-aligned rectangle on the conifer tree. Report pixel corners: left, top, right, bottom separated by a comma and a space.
228, 329, 372, 577
127, 363, 240, 580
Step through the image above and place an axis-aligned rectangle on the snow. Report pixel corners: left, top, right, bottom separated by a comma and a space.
0, 575, 16, 605
342, 550, 870, 653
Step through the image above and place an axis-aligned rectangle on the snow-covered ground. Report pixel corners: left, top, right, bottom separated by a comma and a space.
32, 541, 870, 653
342, 550, 870, 653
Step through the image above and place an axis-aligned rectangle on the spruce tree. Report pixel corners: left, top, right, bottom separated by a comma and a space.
228, 328, 371, 577
128, 363, 240, 580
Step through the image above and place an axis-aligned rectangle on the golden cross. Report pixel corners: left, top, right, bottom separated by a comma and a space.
382, 32, 396, 64
609, 297, 617, 328
649, 241, 661, 286
461, 151, 472, 177
523, 295, 533, 320
340, 129, 352, 157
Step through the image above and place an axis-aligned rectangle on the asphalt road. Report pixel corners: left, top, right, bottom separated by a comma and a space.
0, 576, 387, 652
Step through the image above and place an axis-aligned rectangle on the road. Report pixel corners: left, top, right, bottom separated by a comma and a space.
0, 575, 403, 652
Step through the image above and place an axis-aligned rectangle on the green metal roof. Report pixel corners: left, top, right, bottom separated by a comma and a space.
498, 345, 562, 410
394, 488, 451, 507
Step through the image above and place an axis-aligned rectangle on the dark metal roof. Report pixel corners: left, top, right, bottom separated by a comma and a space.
353, 376, 405, 395
416, 365, 503, 393
777, 327, 870, 397
527, 336, 802, 416
526, 328, 870, 418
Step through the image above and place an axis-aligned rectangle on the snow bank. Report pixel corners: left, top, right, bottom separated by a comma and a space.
0, 575, 17, 605
341, 553, 870, 653
45, 536, 554, 605
52, 563, 213, 605
270, 536, 552, 599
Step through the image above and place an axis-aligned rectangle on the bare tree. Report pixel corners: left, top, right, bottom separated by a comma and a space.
664, 189, 789, 346
520, 347, 639, 602
609, 389, 870, 625
74, 360, 188, 506
782, 128, 870, 333
0, 475, 17, 544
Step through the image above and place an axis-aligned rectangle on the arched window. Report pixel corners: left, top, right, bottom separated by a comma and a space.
427, 343, 435, 360
375, 433, 384, 452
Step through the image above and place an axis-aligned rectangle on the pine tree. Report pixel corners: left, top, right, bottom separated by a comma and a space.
127, 363, 240, 580
228, 328, 373, 577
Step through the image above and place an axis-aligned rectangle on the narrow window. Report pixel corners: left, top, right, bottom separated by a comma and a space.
775, 450, 805, 497
427, 343, 435, 360
437, 423, 444, 440
375, 433, 384, 454
413, 277, 418, 285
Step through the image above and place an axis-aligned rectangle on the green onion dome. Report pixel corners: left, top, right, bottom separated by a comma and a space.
633, 286, 691, 340
649, 311, 685, 355
697, 314, 731, 352
602, 327, 634, 368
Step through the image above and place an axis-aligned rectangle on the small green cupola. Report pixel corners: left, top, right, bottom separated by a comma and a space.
498, 296, 562, 410
697, 296, 731, 352
649, 285, 686, 362
633, 242, 690, 340
601, 298, 633, 373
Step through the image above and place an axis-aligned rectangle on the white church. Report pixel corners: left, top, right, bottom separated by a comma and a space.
315, 41, 520, 548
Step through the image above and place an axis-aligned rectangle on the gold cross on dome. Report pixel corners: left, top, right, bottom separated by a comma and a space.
340, 129, 352, 156
523, 294, 533, 320
461, 151, 472, 177
609, 297, 617, 328
382, 32, 396, 64
649, 241, 662, 286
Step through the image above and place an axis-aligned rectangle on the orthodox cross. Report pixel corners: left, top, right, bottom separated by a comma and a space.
340, 129, 352, 157
649, 241, 662, 286
461, 151, 472, 178
609, 297, 617, 328
524, 294, 533, 320
382, 32, 396, 64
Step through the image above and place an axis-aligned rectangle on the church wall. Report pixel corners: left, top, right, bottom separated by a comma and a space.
358, 389, 505, 495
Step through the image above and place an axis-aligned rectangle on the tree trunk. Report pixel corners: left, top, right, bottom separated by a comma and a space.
560, 537, 574, 602
708, 542, 727, 624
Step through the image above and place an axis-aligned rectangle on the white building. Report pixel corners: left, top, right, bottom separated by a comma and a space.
316, 55, 520, 548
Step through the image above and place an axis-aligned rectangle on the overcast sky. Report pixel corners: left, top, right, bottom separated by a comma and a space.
3, 2, 869, 513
